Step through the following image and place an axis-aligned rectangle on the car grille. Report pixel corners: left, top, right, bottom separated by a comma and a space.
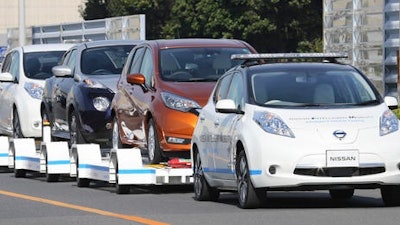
294, 166, 385, 177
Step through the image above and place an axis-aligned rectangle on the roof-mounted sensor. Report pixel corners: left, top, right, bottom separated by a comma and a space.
232, 53, 348, 65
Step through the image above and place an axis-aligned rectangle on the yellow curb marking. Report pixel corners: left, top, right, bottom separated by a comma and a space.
0, 190, 169, 225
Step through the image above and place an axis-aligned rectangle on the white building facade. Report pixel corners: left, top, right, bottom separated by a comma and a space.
323, 0, 399, 97
0, 0, 85, 45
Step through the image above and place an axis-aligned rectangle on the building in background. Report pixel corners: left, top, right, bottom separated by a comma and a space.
0, 0, 84, 46
323, 0, 399, 98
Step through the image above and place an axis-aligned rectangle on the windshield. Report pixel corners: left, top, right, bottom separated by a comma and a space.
81, 45, 133, 75
251, 67, 379, 107
23, 51, 66, 80
160, 47, 251, 82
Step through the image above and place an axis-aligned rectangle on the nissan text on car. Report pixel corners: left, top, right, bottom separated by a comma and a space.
111, 38, 257, 164
0, 43, 74, 139
41, 40, 142, 147
191, 53, 400, 208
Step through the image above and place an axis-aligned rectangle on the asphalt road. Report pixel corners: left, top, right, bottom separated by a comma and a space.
1, 167, 400, 225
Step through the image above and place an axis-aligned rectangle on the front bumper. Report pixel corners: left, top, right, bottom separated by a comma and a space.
245, 127, 400, 190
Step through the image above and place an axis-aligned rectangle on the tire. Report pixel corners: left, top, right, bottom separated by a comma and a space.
112, 117, 129, 149
14, 168, 26, 178
329, 189, 354, 200
381, 186, 400, 206
193, 150, 220, 201
147, 119, 162, 164
236, 151, 266, 209
69, 110, 85, 147
13, 110, 24, 138
115, 159, 130, 194
76, 157, 90, 187
13, 153, 26, 178
45, 153, 59, 182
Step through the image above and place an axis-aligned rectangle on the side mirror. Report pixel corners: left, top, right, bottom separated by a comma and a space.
0, 72, 14, 82
126, 73, 145, 85
216, 99, 241, 114
52, 65, 73, 78
384, 96, 398, 110
126, 73, 148, 92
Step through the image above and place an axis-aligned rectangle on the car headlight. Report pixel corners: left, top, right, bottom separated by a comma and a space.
84, 79, 106, 88
93, 97, 110, 111
24, 82, 43, 99
253, 111, 295, 138
380, 109, 399, 136
161, 92, 201, 112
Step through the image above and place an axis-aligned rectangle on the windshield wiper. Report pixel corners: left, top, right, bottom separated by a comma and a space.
187, 77, 218, 82
354, 99, 380, 106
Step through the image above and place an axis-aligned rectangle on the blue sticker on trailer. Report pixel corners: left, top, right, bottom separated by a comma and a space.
15, 156, 40, 163
78, 164, 109, 172
119, 169, 156, 175
47, 160, 70, 165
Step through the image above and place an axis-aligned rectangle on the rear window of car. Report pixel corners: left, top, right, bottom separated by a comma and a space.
23, 51, 66, 80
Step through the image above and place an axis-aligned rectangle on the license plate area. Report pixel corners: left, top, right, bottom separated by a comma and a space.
326, 150, 359, 167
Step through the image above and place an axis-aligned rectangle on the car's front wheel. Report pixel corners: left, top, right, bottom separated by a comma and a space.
69, 110, 85, 147
147, 119, 162, 164
236, 150, 266, 209
13, 110, 24, 138
112, 117, 130, 149
381, 185, 400, 206
193, 149, 219, 201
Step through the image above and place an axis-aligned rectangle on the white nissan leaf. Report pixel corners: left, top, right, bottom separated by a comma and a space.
0, 44, 74, 138
191, 53, 400, 208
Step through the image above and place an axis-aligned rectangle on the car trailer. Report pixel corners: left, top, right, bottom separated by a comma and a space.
2, 124, 193, 194
70, 143, 193, 194
3, 126, 71, 181
0, 136, 9, 167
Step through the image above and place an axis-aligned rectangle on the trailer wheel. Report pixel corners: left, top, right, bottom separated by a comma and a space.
76, 158, 90, 187
45, 153, 59, 182
14, 168, 26, 178
115, 160, 130, 194
13, 153, 26, 178
77, 175, 90, 187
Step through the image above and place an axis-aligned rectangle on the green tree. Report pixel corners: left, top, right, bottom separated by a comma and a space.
79, 0, 108, 19
80, 0, 322, 52
163, 0, 322, 52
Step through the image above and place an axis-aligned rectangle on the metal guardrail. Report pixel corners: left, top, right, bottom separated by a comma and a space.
7, 14, 146, 48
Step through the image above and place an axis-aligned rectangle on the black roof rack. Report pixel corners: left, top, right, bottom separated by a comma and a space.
231, 53, 348, 66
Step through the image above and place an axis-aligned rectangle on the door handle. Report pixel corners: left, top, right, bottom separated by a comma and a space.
214, 120, 220, 126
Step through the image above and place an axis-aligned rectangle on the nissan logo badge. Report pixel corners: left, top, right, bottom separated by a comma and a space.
333, 130, 346, 139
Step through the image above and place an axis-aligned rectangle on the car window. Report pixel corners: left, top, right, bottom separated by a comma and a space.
160, 47, 251, 82
64, 49, 78, 74
81, 45, 132, 75
1, 51, 13, 73
128, 47, 145, 74
251, 68, 378, 107
140, 48, 154, 87
213, 74, 233, 103
9, 51, 19, 80
226, 72, 245, 110
23, 51, 65, 80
